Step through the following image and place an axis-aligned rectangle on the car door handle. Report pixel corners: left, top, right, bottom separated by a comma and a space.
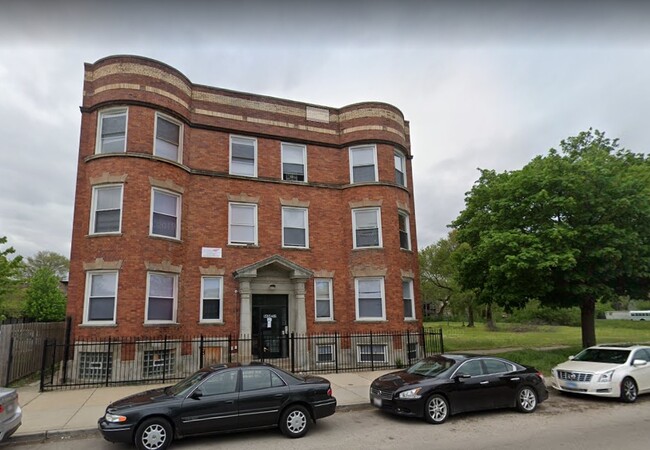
510, 377, 520, 381
273, 394, 284, 398
480, 381, 489, 385
223, 400, 234, 404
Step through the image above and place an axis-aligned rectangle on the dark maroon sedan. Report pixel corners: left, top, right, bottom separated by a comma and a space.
370, 354, 548, 424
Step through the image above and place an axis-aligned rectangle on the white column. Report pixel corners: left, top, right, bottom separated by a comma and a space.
294, 280, 307, 334
239, 279, 252, 336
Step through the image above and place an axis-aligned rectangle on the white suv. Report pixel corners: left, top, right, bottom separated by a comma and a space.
551, 344, 650, 402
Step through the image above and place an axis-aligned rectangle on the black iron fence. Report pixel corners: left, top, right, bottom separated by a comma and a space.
40, 328, 443, 391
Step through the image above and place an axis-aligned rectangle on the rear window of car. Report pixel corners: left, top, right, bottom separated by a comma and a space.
573, 348, 630, 364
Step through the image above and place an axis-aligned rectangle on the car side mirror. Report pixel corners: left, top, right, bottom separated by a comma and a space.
455, 374, 471, 382
633, 359, 647, 367
190, 388, 203, 399
568, 356, 575, 360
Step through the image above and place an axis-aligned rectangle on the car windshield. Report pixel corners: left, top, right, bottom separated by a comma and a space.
167, 370, 212, 396
573, 348, 630, 364
406, 357, 455, 377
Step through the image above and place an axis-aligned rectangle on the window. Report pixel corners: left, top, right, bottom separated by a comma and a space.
230, 136, 257, 177
355, 278, 385, 320
151, 189, 181, 239
78, 352, 112, 380
282, 142, 307, 181
146, 272, 177, 323
484, 359, 514, 375
201, 370, 238, 396
90, 185, 123, 234
353, 208, 382, 248
349, 145, 378, 183
394, 151, 406, 187
403, 280, 415, 320
242, 368, 285, 391
456, 360, 484, 377
282, 207, 308, 248
97, 108, 127, 154
358, 344, 387, 363
143, 349, 175, 378
154, 113, 182, 162
201, 277, 223, 322
317, 344, 334, 363
229, 203, 258, 245
398, 212, 411, 250
314, 279, 333, 321
84, 271, 118, 324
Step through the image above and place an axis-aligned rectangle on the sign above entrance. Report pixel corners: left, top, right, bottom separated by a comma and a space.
201, 247, 223, 258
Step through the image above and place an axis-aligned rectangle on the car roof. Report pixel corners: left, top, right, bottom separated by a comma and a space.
203, 361, 275, 372
592, 343, 650, 350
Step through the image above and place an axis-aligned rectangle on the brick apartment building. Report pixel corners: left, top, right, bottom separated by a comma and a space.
65, 55, 421, 375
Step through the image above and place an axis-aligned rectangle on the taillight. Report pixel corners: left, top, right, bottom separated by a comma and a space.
327, 387, 332, 397
0, 404, 4, 414
536, 371, 545, 382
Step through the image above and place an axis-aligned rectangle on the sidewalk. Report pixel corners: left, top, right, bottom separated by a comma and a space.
3, 369, 393, 446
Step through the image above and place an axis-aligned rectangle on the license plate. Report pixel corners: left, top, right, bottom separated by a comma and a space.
373, 397, 382, 407
564, 381, 578, 389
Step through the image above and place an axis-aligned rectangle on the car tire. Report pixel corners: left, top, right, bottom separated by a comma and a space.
424, 394, 449, 424
280, 405, 311, 438
620, 377, 638, 403
515, 386, 538, 413
135, 417, 173, 450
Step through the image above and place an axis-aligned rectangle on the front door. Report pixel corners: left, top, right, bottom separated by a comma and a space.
252, 295, 288, 358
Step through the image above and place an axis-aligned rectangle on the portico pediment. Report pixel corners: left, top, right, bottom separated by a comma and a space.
233, 254, 313, 280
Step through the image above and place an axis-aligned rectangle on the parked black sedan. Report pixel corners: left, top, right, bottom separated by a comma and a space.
98, 362, 337, 450
370, 354, 548, 424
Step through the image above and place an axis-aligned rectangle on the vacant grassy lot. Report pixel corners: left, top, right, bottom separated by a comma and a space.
424, 319, 650, 374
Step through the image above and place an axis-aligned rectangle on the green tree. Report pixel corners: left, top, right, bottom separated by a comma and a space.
0, 236, 24, 314
23, 267, 67, 322
23, 250, 69, 279
453, 129, 650, 347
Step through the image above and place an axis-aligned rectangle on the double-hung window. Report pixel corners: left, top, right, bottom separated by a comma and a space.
229, 203, 257, 245
350, 145, 377, 183
282, 207, 308, 248
355, 278, 385, 320
403, 280, 415, 320
97, 108, 127, 154
282, 143, 307, 181
394, 151, 406, 187
201, 276, 223, 322
398, 212, 411, 250
353, 208, 382, 248
90, 185, 123, 234
314, 278, 333, 321
151, 189, 181, 239
146, 272, 177, 323
154, 113, 182, 162
230, 136, 257, 177
84, 271, 118, 324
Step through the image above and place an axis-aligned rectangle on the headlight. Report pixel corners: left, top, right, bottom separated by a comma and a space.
398, 388, 422, 399
104, 413, 127, 423
598, 370, 615, 383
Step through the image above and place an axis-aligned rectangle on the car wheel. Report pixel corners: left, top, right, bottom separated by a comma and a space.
280, 405, 311, 438
135, 417, 172, 450
620, 377, 638, 403
424, 394, 449, 424
515, 386, 538, 413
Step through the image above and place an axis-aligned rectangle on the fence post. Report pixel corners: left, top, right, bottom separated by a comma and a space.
438, 328, 444, 354
369, 331, 374, 371
421, 327, 427, 356
406, 331, 412, 366
334, 332, 339, 374
199, 335, 204, 368
6, 336, 14, 387
40, 339, 49, 392
290, 333, 295, 373
61, 316, 72, 384
228, 334, 232, 363
162, 336, 168, 384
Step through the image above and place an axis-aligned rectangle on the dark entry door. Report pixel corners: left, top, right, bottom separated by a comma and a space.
252, 295, 288, 358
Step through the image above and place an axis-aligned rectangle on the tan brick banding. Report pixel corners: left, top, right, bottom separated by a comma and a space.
83, 258, 123, 271
194, 108, 244, 121
280, 198, 310, 207
145, 261, 183, 273
145, 86, 190, 109
149, 177, 185, 194
94, 83, 140, 94
351, 267, 388, 277
339, 107, 404, 124
193, 91, 306, 118
313, 270, 335, 278
228, 193, 260, 203
87, 62, 192, 96
397, 200, 411, 213
341, 125, 406, 140
90, 172, 128, 185
349, 199, 383, 208
401, 269, 415, 279
199, 266, 226, 276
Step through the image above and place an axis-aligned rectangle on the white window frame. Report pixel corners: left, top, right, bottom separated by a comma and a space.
355, 277, 386, 321
349, 144, 378, 183
314, 278, 334, 321
352, 207, 383, 249
228, 202, 258, 245
398, 211, 411, 251
90, 184, 123, 235
154, 112, 183, 163
96, 108, 128, 154
150, 188, 181, 240
282, 207, 309, 248
83, 271, 118, 325
316, 344, 335, 364
200, 276, 224, 323
403, 279, 416, 320
394, 150, 407, 187
281, 142, 307, 182
145, 272, 178, 324
357, 344, 387, 363
229, 135, 258, 177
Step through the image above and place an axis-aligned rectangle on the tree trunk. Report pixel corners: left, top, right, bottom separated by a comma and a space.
467, 304, 475, 327
580, 297, 597, 348
485, 303, 496, 330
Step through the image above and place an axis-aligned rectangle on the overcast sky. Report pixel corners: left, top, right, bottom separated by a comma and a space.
2, 0, 650, 258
